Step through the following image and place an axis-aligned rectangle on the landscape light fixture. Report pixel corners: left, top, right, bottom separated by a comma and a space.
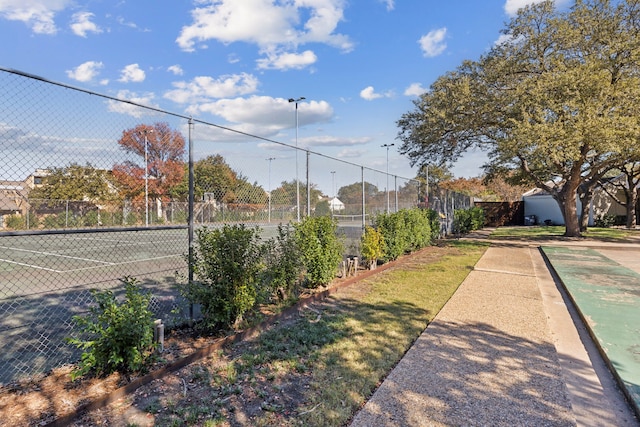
381, 143, 395, 213
288, 97, 305, 221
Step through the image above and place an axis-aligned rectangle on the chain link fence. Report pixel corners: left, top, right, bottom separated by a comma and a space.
0, 67, 474, 384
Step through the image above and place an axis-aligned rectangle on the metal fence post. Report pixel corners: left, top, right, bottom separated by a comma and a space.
361, 166, 365, 231
306, 150, 311, 217
188, 117, 194, 325
394, 176, 398, 213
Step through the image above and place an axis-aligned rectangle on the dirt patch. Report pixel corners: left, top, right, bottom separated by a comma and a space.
0, 245, 457, 426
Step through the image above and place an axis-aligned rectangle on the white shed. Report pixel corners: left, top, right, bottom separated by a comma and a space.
329, 197, 345, 212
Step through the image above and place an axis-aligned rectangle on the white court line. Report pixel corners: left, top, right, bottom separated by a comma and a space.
52, 254, 182, 273
0, 245, 116, 266
0, 258, 60, 272
0, 254, 182, 274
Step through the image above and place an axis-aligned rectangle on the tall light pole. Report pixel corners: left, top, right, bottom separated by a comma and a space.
381, 143, 394, 213
288, 96, 305, 221
331, 170, 336, 214
141, 128, 154, 227
267, 157, 275, 223
425, 164, 430, 208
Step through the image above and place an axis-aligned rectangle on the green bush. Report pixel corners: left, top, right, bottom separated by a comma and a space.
186, 224, 263, 329
66, 277, 156, 380
43, 213, 66, 229
375, 208, 433, 262
426, 209, 441, 242
5, 214, 25, 230
83, 210, 100, 227
375, 211, 408, 262
594, 214, 616, 228
403, 208, 431, 251
361, 225, 384, 269
294, 216, 344, 287
453, 207, 485, 234
260, 224, 303, 302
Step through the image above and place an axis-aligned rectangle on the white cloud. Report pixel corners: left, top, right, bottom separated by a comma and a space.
186, 96, 333, 139
0, 0, 72, 34
176, 0, 353, 69
419, 27, 447, 57
118, 63, 146, 83
107, 90, 159, 118
168, 64, 184, 75
256, 50, 318, 70
66, 61, 103, 82
504, 0, 572, 17
337, 148, 367, 159
404, 83, 426, 97
70, 11, 101, 37
164, 73, 259, 104
360, 86, 393, 101
380, 0, 394, 11
299, 135, 371, 147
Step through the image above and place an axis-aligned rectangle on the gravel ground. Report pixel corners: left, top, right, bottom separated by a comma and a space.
350, 241, 639, 427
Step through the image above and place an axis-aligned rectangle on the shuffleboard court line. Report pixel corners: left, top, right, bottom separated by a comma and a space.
0, 245, 116, 266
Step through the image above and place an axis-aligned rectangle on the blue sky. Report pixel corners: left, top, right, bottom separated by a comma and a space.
1, 0, 572, 194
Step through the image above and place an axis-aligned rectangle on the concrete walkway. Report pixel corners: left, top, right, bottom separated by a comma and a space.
350, 232, 640, 426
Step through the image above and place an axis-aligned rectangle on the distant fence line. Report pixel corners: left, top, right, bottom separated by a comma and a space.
0, 67, 470, 383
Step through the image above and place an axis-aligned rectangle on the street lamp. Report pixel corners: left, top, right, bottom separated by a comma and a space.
267, 157, 275, 223
288, 96, 305, 221
141, 128, 154, 227
381, 143, 394, 213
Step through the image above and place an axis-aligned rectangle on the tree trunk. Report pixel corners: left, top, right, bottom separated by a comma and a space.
555, 181, 582, 237
627, 185, 638, 229
578, 189, 592, 232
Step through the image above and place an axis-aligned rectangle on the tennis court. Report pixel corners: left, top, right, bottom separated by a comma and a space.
0, 227, 190, 384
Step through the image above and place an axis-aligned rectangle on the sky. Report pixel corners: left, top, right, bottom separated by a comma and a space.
0, 0, 572, 195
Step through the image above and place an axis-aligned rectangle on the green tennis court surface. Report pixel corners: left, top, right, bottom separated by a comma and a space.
542, 246, 640, 415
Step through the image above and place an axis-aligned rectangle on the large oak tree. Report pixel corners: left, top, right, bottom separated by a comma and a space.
398, 0, 640, 236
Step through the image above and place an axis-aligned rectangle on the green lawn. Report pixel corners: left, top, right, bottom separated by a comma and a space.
490, 225, 635, 241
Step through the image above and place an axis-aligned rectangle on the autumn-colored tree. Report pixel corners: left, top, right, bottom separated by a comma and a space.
112, 122, 186, 220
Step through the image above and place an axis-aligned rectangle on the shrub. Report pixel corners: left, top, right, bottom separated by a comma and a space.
83, 210, 100, 227
403, 208, 431, 251
294, 216, 344, 287
426, 209, 441, 242
5, 214, 25, 230
66, 277, 156, 380
453, 207, 484, 234
374, 211, 408, 262
594, 214, 616, 228
186, 224, 263, 329
375, 209, 432, 262
260, 224, 303, 302
361, 225, 384, 269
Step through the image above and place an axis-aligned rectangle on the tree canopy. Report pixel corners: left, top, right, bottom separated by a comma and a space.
29, 163, 115, 204
112, 122, 186, 205
397, 0, 640, 236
